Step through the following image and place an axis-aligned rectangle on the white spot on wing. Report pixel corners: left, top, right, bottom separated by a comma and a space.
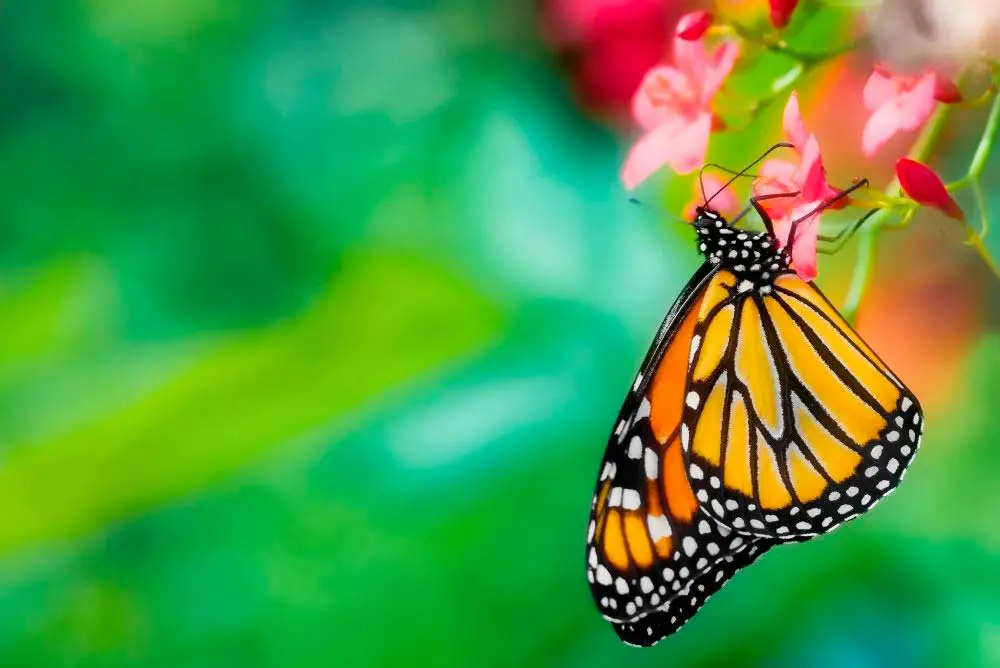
647, 515, 672, 541
627, 436, 643, 459
644, 449, 659, 479
689, 335, 701, 365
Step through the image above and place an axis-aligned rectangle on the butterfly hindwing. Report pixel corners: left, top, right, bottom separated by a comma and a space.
682, 271, 924, 540
587, 264, 774, 643
611, 533, 775, 647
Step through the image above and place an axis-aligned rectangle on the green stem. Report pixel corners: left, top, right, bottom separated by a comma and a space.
972, 181, 989, 238
727, 20, 857, 64
841, 215, 881, 325
967, 91, 1000, 179
944, 89, 1000, 277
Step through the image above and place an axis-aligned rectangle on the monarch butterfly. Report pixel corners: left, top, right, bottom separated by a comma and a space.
585, 159, 923, 646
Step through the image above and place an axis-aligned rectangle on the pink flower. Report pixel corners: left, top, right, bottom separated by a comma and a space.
769, 0, 798, 29
621, 36, 739, 188
861, 67, 960, 157
896, 158, 965, 220
753, 92, 839, 281
683, 173, 739, 220
676, 11, 712, 41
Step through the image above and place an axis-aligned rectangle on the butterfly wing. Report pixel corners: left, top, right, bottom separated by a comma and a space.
682, 271, 923, 539
610, 536, 773, 646
587, 264, 774, 642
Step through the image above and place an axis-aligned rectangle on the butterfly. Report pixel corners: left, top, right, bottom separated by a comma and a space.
585, 162, 923, 647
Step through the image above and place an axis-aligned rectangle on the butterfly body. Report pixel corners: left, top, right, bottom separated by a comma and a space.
693, 207, 789, 294
586, 206, 923, 646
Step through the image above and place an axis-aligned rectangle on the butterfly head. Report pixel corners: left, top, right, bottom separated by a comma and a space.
692, 207, 791, 292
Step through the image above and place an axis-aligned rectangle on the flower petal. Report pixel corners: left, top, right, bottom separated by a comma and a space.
631, 65, 689, 131
897, 71, 937, 132
673, 36, 707, 89
753, 159, 800, 218
777, 203, 823, 280
621, 115, 703, 189
896, 158, 965, 220
676, 11, 713, 41
702, 41, 740, 102
862, 68, 897, 111
756, 158, 799, 186
861, 102, 904, 157
797, 135, 838, 203
788, 216, 821, 280
782, 91, 809, 150
664, 112, 713, 174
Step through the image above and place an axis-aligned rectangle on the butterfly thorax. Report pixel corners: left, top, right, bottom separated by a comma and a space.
693, 207, 790, 295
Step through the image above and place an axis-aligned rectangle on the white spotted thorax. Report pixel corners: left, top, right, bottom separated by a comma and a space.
692, 207, 790, 295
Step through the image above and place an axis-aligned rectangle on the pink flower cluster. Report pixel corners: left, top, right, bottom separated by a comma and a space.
620, 8, 965, 279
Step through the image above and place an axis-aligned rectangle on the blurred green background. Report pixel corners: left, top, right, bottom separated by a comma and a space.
2, 1, 1000, 666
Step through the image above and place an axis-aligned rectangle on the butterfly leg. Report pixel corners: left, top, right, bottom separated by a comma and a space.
817, 207, 879, 255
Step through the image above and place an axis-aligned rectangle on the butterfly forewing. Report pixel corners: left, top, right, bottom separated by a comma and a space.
682, 269, 924, 540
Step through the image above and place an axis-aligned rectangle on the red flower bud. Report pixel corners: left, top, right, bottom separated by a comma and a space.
896, 158, 965, 220
769, 0, 798, 29
676, 11, 712, 41
932, 75, 963, 103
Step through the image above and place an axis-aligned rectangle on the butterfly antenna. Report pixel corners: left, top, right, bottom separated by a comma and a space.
703, 163, 763, 179
705, 142, 794, 208
697, 164, 710, 204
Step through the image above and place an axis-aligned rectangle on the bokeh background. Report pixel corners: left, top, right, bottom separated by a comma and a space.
2, 1, 1000, 666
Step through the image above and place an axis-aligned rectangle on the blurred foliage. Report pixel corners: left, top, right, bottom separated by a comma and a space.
0, 1, 998, 667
